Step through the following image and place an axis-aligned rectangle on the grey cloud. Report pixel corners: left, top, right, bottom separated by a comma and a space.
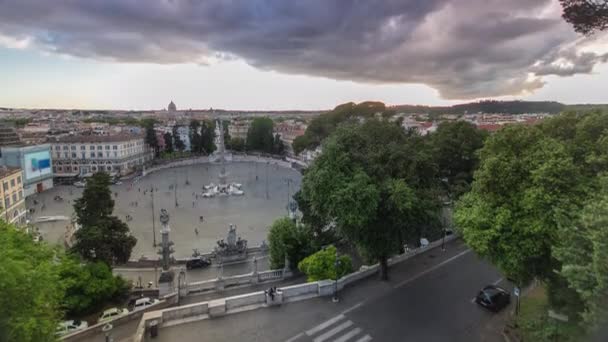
0, 0, 606, 99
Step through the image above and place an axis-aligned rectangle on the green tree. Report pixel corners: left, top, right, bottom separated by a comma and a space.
200, 120, 216, 154
429, 121, 487, 199
273, 134, 285, 155
230, 137, 245, 152
298, 245, 352, 282
454, 124, 584, 285
0, 222, 62, 342
554, 175, 608, 329
144, 124, 159, 156
246, 117, 274, 153
268, 217, 315, 269
72, 172, 137, 265
300, 119, 440, 280
163, 132, 174, 153
59, 259, 129, 317
189, 120, 202, 153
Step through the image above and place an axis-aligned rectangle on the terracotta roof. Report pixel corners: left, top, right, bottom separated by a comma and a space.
53, 133, 144, 143
476, 124, 502, 132
0, 166, 22, 179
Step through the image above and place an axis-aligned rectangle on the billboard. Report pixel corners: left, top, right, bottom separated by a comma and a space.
24, 150, 52, 180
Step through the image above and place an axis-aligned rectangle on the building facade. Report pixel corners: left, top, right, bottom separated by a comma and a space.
228, 119, 250, 141
51, 134, 153, 179
0, 167, 27, 225
0, 144, 54, 197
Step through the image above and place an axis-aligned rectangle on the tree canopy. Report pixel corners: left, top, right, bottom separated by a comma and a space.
298, 245, 352, 282
268, 217, 315, 269
455, 110, 608, 327
246, 117, 275, 153
72, 172, 136, 265
560, 0, 608, 35
300, 119, 441, 279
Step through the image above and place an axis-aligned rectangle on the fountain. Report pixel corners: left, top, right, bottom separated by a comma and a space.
203, 120, 245, 197
213, 223, 248, 264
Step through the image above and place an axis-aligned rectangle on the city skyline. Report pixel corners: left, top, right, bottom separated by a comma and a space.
1, 0, 607, 110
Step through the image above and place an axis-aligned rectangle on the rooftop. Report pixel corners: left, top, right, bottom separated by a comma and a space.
52, 133, 144, 143
0, 166, 22, 179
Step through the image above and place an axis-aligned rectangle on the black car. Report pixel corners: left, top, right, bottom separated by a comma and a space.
475, 285, 511, 312
186, 257, 211, 270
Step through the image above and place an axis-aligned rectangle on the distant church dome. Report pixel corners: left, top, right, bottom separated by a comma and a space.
168, 101, 177, 112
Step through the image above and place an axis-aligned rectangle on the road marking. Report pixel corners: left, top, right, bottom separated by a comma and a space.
334, 327, 362, 342
284, 332, 305, 342
355, 335, 373, 342
305, 314, 345, 336
313, 320, 353, 342
493, 277, 504, 285
341, 301, 364, 315
470, 297, 477, 304
394, 249, 471, 289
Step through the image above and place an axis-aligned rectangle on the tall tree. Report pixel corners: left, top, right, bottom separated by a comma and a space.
189, 120, 202, 154
560, 0, 608, 35
273, 133, 285, 155
200, 120, 216, 154
163, 132, 174, 153
0, 222, 62, 342
268, 217, 315, 270
72, 172, 137, 265
246, 117, 275, 153
429, 121, 487, 199
144, 124, 159, 157
301, 120, 440, 280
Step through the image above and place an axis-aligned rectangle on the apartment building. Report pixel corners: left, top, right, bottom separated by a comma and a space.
0, 167, 27, 225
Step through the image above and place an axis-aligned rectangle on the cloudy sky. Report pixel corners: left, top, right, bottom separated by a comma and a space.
0, 0, 607, 110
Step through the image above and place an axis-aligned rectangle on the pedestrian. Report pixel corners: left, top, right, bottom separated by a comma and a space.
192, 201, 196, 208
138, 187, 140, 192
194, 227, 199, 236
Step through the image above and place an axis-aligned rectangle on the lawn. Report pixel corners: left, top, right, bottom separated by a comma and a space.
514, 285, 584, 342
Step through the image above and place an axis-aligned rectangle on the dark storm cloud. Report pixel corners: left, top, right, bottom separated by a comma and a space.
0, 0, 605, 99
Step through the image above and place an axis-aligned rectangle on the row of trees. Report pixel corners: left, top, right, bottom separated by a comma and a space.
1, 171, 138, 340
455, 111, 608, 330
270, 118, 487, 280
245, 117, 285, 155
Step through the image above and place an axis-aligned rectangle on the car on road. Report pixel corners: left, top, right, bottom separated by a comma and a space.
131, 297, 160, 312
186, 257, 211, 270
98, 307, 129, 323
55, 320, 88, 336
475, 285, 511, 312
73, 181, 86, 188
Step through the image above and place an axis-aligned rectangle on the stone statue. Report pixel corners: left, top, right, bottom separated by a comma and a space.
159, 209, 169, 226
227, 224, 237, 246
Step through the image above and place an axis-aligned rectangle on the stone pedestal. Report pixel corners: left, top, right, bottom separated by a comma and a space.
208, 299, 227, 317
158, 270, 175, 297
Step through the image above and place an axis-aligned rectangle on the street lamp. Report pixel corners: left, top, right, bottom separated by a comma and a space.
102, 323, 113, 342
333, 249, 340, 303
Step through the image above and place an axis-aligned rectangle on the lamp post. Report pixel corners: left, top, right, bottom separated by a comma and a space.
333, 249, 340, 303
151, 186, 156, 247
177, 268, 186, 305
102, 323, 113, 342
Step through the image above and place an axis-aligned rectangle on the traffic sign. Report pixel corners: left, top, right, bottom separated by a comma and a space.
514, 287, 520, 297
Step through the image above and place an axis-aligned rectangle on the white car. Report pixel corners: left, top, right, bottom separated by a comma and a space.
55, 320, 88, 336
98, 307, 129, 323
74, 181, 86, 188
132, 297, 160, 312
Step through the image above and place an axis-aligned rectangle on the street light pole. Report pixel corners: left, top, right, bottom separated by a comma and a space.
151, 186, 156, 247
333, 249, 340, 303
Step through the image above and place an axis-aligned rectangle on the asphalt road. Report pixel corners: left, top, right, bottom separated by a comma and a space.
153, 239, 511, 342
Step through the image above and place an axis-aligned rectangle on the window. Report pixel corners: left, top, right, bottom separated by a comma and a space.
90, 152, 95, 158
64, 152, 68, 158
71, 145, 76, 150
12, 193, 17, 203
2, 182, 7, 191
114, 151, 117, 158
105, 145, 110, 150
81, 152, 86, 159
98, 152, 103, 157
54, 146, 60, 150
107, 166, 112, 171
80, 145, 86, 150
17, 176, 21, 184
18, 191, 22, 200
63, 145, 68, 150
57, 166, 63, 171
113, 145, 118, 150
90, 145, 95, 150
71, 153, 77, 158
97, 145, 102, 150
10, 179, 15, 187
4, 196, 9, 209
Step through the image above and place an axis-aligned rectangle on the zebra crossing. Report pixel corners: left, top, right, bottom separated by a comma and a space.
292, 314, 372, 342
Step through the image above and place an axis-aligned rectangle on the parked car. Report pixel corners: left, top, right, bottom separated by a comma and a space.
74, 181, 86, 188
186, 257, 211, 270
475, 285, 511, 312
55, 320, 88, 336
98, 307, 129, 323
131, 297, 160, 312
